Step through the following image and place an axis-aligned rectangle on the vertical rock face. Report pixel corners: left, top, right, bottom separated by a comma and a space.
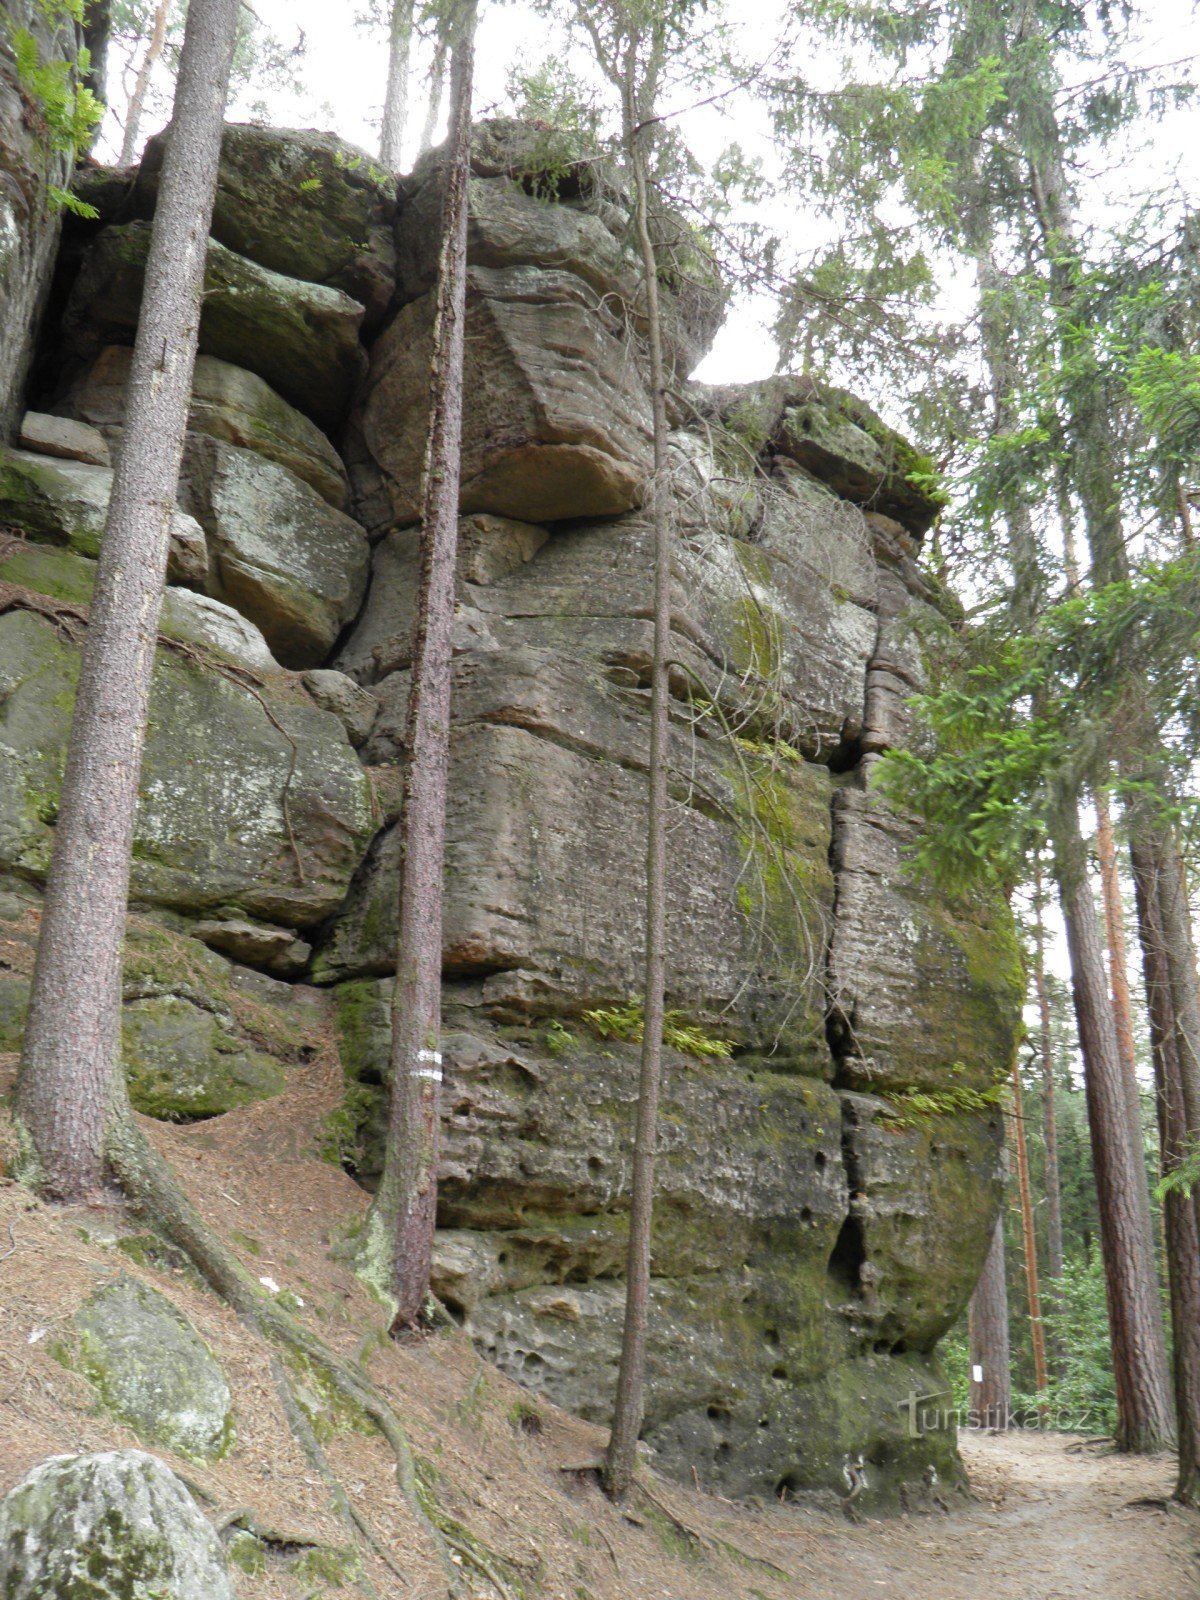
0, 0, 95, 436
0, 118, 1019, 1509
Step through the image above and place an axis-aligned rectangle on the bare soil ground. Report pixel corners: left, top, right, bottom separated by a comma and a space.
1, 1049, 1197, 1600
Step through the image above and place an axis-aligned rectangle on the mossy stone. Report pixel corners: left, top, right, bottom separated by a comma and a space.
0, 1449, 234, 1599
73, 1276, 234, 1462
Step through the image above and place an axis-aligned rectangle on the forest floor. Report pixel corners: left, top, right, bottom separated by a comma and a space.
1, 1046, 1198, 1600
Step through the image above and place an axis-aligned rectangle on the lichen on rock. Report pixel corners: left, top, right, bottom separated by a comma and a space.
0, 1450, 234, 1599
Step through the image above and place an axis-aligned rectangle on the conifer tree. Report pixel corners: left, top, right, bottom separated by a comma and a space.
359, 0, 478, 1332
16, 0, 242, 1201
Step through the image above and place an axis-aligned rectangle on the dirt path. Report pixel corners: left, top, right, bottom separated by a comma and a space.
760, 1430, 1200, 1600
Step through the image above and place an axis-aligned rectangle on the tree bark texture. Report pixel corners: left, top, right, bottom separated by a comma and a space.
1032, 857, 1065, 1280
1131, 848, 1200, 1504
969, 1214, 1012, 1431
604, 66, 672, 1505
364, 0, 476, 1332
1010, 1057, 1048, 1397
379, 0, 415, 169
1095, 792, 1145, 1142
1054, 808, 1175, 1452
15, 0, 242, 1203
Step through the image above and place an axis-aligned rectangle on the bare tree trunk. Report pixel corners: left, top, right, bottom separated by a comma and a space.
379, 0, 415, 170
969, 1214, 1012, 1431
1010, 1057, 1048, 1397
1095, 792, 1145, 1139
1054, 805, 1175, 1452
359, 0, 476, 1333
1032, 856, 1065, 1281
1131, 847, 1200, 1504
417, 31, 448, 155
603, 62, 671, 1505
118, 0, 170, 166
15, 0, 241, 1203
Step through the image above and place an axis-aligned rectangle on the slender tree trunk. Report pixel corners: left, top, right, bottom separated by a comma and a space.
1053, 804, 1175, 1452
360, 0, 476, 1333
379, 0, 415, 170
1095, 792, 1145, 1139
969, 1214, 1012, 1431
604, 77, 672, 1505
1032, 856, 1065, 1281
1010, 1057, 1048, 1397
15, 0, 241, 1203
417, 32, 448, 155
119, 0, 170, 166
1131, 845, 1200, 1504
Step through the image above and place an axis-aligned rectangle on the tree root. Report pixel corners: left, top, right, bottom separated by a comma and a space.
103, 1105, 518, 1598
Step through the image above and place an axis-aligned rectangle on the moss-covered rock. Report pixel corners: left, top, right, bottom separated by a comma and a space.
71, 1277, 233, 1461
0, 1449, 234, 1598
62, 221, 367, 433
121, 993, 288, 1119
0, 601, 375, 926
137, 122, 397, 328
0, 446, 207, 585
181, 438, 369, 669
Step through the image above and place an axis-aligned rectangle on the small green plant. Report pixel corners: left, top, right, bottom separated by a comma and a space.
13, 15, 102, 183
582, 1002, 733, 1060
543, 1017, 577, 1056
298, 175, 322, 192
876, 1071, 1007, 1128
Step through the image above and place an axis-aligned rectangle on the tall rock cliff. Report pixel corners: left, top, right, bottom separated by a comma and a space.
0, 118, 1021, 1507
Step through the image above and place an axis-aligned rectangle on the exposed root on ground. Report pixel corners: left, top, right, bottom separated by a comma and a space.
104, 1103, 519, 1599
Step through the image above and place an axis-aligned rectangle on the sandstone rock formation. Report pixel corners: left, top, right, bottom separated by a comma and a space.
0, 117, 1019, 1511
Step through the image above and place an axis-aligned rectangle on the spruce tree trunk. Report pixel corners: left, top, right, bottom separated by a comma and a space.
1010, 1057, 1048, 1397
118, 0, 170, 166
604, 78, 671, 1506
1131, 846, 1200, 1505
1095, 793, 1145, 1140
15, 0, 242, 1203
969, 1215, 1012, 1431
1054, 806, 1175, 1452
379, 0, 415, 170
1032, 857, 1065, 1281
361, 0, 476, 1333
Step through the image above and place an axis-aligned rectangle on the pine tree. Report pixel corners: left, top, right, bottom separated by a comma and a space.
969, 1215, 1012, 1430
16, 0, 242, 1201
358, 0, 478, 1332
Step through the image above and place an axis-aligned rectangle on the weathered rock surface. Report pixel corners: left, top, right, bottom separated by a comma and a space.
0, 590, 375, 926
18, 409, 110, 465
0, 2, 85, 436
61, 221, 367, 433
137, 122, 397, 328
351, 264, 655, 528
181, 438, 369, 668
0, 1450, 234, 1600
74, 1276, 233, 1460
0, 115, 1016, 1513
0, 446, 207, 585
0, 879, 327, 1106
63, 345, 350, 508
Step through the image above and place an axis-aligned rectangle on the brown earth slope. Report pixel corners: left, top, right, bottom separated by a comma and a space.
2, 1050, 1195, 1600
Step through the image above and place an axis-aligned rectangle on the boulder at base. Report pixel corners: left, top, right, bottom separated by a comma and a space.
0, 1449, 234, 1600
74, 1276, 234, 1461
